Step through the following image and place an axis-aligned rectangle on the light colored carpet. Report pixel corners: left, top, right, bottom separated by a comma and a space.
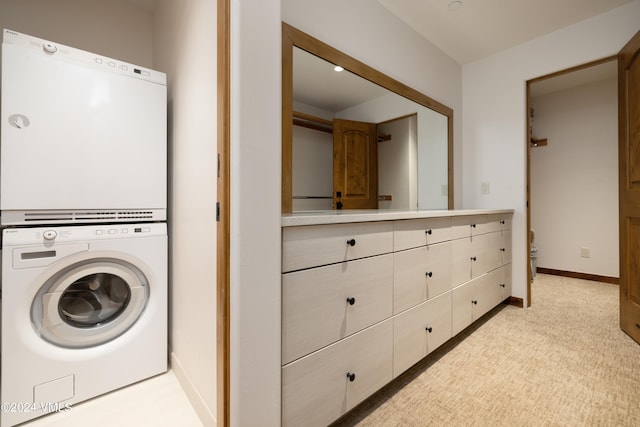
333, 274, 640, 426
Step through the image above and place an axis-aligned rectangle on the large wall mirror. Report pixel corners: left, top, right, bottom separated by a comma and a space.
282, 23, 453, 213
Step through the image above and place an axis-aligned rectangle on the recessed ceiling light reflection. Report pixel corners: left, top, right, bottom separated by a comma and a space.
448, 1, 463, 10
334, 65, 344, 72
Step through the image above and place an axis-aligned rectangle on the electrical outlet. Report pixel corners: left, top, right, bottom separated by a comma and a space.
481, 182, 490, 195
580, 247, 590, 258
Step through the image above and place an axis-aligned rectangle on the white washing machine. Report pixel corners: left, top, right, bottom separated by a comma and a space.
1, 223, 167, 427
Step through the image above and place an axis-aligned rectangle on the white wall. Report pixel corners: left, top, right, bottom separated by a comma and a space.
530, 78, 618, 277
0, 0, 153, 68
292, 125, 333, 211
418, 108, 449, 210
153, 0, 217, 425
231, 0, 282, 425
462, 0, 640, 305
378, 116, 417, 210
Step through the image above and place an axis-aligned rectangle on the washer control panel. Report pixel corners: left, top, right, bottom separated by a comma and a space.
2, 223, 166, 246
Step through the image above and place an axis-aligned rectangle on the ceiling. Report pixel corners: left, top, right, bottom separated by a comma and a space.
293, 47, 391, 113
377, 0, 633, 64
292, 1, 628, 111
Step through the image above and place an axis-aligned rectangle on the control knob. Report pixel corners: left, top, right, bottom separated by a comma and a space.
43, 230, 58, 240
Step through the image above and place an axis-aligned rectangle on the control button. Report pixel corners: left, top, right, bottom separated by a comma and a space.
120, 228, 129, 234
43, 43, 57, 54
142, 70, 150, 77
142, 227, 151, 233
95, 58, 103, 64
120, 65, 128, 71
96, 230, 104, 235
108, 229, 117, 234
43, 230, 58, 240
107, 61, 116, 67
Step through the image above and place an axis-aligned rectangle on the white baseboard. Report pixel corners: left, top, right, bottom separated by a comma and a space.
170, 352, 216, 426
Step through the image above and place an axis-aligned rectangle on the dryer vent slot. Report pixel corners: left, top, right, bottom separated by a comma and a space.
6, 210, 163, 225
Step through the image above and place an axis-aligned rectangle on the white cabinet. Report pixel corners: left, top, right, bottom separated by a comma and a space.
393, 242, 452, 314
281, 211, 512, 427
451, 232, 488, 286
394, 217, 451, 251
282, 319, 393, 427
393, 292, 452, 377
282, 254, 393, 364
451, 264, 512, 335
282, 221, 393, 272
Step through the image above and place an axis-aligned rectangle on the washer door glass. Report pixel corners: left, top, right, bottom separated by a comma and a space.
33, 259, 149, 348
59, 273, 131, 328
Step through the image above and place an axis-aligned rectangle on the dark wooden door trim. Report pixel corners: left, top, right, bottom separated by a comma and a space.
217, 0, 231, 424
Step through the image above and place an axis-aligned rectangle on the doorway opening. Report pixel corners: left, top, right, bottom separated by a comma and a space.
526, 56, 619, 307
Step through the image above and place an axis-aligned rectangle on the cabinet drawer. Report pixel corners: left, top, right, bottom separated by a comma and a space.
486, 263, 512, 303
471, 215, 493, 235
486, 230, 512, 271
393, 217, 451, 251
498, 263, 512, 301
451, 216, 472, 240
393, 292, 452, 377
282, 254, 393, 364
452, 273, 500, 335
489, 213, 512, 232
501, 229, 512, 265
393, 242, 452, 314
451, 234, 488, 286
282, 319, 393, 427
282, 222, 393, 272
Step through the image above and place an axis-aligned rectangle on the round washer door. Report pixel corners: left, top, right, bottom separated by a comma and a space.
33, 259, 149, 348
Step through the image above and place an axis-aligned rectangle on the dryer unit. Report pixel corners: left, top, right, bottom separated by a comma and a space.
1, 223, 167, 427
0, 29, 166, 225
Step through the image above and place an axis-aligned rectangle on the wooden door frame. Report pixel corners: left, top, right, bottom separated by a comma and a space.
525, 56, 616, 308
217, 0, 230, 424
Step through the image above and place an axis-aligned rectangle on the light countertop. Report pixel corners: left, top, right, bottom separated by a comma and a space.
282, 209, 514, 227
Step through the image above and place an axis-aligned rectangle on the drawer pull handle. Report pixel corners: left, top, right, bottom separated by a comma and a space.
636, 323, 640, 329
346, 372, 356, 382
500, 248, 506, 252
471, 224, 476, 228
425, 229, 432, 235
346, 297, 356, 305
500, 283, 506, 288
425, 326, 433, 333
472, 300, 478, 305
426, 272, 433, 278
347, 238, 356, 247
500, 220, 506, 224
470, 256, 477, 261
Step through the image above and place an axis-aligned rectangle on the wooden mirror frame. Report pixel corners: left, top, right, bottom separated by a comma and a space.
282, 22, 454, 213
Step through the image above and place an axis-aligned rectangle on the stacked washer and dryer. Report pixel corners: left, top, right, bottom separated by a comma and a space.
0, 29, 168, 426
